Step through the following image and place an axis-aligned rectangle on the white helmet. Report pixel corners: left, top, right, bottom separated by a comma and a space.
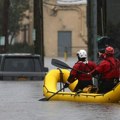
77, 49, 87, 58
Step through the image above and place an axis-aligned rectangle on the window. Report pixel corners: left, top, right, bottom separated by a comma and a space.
3, 57, 41, 72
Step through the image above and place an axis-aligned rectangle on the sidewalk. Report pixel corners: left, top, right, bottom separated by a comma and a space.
44, 57, 77, 70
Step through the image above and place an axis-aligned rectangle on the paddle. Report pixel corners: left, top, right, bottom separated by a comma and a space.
51, 58, 87, 74
39, 87, 65, 101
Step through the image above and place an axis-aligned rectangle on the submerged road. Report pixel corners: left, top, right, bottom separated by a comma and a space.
0, 81, 120, 120
0, 57, 120, 120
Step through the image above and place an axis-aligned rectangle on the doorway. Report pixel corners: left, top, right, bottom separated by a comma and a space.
58, 31, 72, 57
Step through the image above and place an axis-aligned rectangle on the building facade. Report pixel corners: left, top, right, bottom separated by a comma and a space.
16, 0, 88, 57
43, 0, 88, 57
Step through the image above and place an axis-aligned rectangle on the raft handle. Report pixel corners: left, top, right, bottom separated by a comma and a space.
57, 68, 65, 92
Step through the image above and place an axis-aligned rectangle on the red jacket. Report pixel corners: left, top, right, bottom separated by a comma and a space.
92, 56, 120, 80
68, 61, 96, 82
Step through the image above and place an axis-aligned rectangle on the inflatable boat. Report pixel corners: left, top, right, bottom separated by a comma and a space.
43, 69, 120, 103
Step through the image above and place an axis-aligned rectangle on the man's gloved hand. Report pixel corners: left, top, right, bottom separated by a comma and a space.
64, 83, 69, 88
64, 81, 71, 88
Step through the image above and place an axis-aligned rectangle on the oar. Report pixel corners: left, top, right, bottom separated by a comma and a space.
39, 87, 65, 101
51, 58, 87, 74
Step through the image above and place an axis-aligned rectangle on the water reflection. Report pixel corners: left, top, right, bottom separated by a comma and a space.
0, 81, 120, 120
39, 100, 120, 120
40, 82, 120, 120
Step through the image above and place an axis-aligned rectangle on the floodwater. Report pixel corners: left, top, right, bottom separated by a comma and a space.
0, 80, 120, 120
0, 57, 120, 120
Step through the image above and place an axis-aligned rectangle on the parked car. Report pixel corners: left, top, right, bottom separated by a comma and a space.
0, 53, 48, 80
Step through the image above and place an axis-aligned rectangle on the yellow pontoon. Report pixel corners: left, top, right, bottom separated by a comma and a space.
43, 69, 120, 103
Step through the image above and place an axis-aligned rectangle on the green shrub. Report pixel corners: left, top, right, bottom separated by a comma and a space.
8, 43, 34, 53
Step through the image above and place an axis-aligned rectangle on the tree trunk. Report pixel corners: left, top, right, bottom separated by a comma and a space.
3, 0, 10, 52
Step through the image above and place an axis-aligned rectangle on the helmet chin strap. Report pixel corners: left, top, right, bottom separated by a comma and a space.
83, 60, 88, 64
78, 57, 88, 64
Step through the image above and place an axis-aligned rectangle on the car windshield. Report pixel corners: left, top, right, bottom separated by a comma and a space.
3, 57, 41, 72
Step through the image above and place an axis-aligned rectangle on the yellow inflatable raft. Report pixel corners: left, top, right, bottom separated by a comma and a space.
43, 69, 120, 103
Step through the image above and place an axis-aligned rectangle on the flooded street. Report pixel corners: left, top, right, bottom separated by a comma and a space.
0, 80, 120, 120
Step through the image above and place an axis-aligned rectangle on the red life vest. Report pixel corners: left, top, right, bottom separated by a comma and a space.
70, 61, 96, 81
95, 57, 119, 80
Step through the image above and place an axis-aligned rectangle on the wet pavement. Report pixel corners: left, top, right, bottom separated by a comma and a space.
0, 57, 120, 120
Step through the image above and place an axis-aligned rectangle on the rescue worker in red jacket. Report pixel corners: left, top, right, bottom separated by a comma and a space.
64, 49, 96, 92
90, 46, 120, 93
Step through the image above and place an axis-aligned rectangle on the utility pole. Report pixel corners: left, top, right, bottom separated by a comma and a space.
3, 0, 10, 52
87, 0, 98, 61
34, 0, 44, 65
97, 0, 107, 36
92, 0, 98, 62
39, 0, 44, 65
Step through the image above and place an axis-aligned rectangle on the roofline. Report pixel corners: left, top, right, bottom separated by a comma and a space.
0, 53, 41, 57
